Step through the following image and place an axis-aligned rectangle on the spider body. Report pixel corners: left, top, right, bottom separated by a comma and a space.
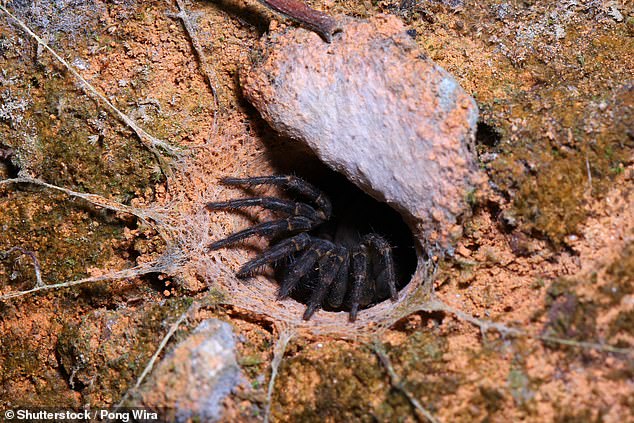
207, 175, 401, 321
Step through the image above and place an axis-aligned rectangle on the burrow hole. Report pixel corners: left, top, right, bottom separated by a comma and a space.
236, 137, 419, 314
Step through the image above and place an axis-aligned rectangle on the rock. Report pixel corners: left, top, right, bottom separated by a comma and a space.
141, 319, 241, 422
242, 14, 483, 250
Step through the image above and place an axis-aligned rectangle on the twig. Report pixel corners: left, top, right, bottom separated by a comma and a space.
0, 246, 44, 288
539, 334, 633, 356
264, 324, 294, 423
420, 297, 633, 357
173, 0, 221, 116
585, 154, 592, 191
0, 263, 160, 301
0, 176, 165, 237
0, 3, 179, 165
421, 297, 521, 337
114, 305, 193, 410
257, 0, 341, 42
373, 341, 440, 423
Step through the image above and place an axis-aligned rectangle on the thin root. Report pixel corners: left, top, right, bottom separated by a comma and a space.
0, 176, 169, 241
172, 0, 221, 117
420, 297, 633, 357
0, 3, 179, 171
0, 246, 44, 288
372, 340, 440, 423
0, 263, 163, 301
115, 304, 196, 410
264, 323, 295, 423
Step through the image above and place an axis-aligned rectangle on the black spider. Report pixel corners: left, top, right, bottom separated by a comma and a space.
206, 175, 400, 321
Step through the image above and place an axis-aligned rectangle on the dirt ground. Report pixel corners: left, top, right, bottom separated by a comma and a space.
0, 0, 632, 422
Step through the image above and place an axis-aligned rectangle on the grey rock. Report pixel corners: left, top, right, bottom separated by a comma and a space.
141, 319, 241, 422
242, 14, 484, 250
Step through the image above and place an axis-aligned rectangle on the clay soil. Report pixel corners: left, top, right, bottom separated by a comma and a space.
0, 1, 632, 422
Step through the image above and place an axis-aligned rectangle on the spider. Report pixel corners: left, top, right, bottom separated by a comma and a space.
206, 175, 401, 321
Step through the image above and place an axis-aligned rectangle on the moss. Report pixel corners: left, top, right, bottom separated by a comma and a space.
0, 314, 80, 408
0, 191, 128, 287
382, 331, 458, 418
0, 8, 166, 202
600, 242, 634, 304
272, 330, 455, 422
239, 355, 265, 367
488, 104, 631, 246
507, 367, 534, 409
513, 154, 588, 243
476, 23, 633, 247
555, 408, 604, 423
389, 330, 447, 365
1, 0, 631, 417
542, 279, 598, 352
31, 76, 161, 200
55, 297, 192, 406
274, 342, 384, 422
0, 2, 170, 298
608, 310, 634, 346
235, 323, 273, 380
470, 386, 505, 418
0, 333, 42, 382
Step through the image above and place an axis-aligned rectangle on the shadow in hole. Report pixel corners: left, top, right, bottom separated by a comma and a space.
0, 143, 20, 178
476, 121, 502, 147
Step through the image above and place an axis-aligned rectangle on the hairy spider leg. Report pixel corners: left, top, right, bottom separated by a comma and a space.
236, 232, 312, 277
207, 216, 314, 250
278, 239, 332, 300
206, 196, 324, 223
303, 245, 347, 320
325, 250, 350, 309
349, 244, 369, 322
361, 234, 397, 301
221, 175, 332, 220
